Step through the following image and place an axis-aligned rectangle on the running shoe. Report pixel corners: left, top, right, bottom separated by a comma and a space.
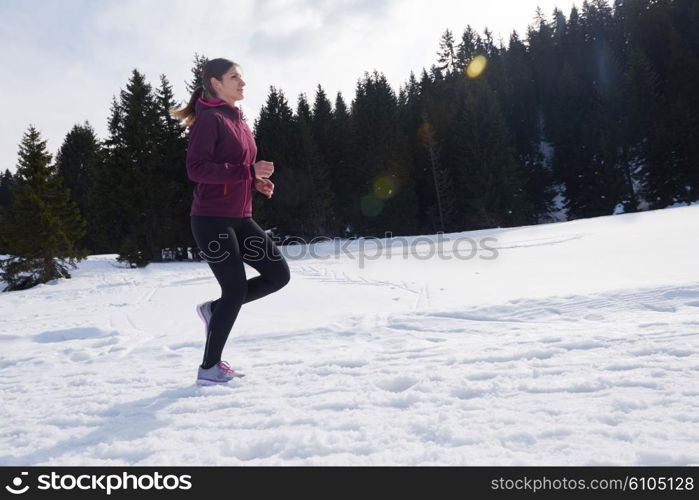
196, 360, 246, 385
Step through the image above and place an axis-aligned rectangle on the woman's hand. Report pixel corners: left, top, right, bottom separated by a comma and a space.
252, 160, 274, 179
253, 178, 274, 198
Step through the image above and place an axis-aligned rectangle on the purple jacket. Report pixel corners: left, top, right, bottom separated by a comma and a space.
186, 96, 257, 217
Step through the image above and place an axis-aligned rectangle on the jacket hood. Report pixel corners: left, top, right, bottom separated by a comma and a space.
194, 96, 242, 121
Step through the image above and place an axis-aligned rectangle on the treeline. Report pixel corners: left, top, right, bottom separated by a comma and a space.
1, 0, 697, 290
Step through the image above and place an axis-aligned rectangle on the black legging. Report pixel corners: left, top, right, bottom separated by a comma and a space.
190, 215, 290, 369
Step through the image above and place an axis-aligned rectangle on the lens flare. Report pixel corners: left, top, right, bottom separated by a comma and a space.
373, 176, 397, 200
360, 193, 383, 217
466, 55, 487, 78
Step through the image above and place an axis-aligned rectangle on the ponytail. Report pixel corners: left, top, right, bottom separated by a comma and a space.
169, 85, 204, 130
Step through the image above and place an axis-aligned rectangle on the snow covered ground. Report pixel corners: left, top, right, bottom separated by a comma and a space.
1, 204, 698, 466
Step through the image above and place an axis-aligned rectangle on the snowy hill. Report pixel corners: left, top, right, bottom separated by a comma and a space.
1, 204, 698, 465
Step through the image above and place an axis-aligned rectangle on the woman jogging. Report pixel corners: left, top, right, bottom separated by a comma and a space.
171, 58, 291, 385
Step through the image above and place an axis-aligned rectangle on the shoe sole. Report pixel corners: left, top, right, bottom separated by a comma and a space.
196, 378, 232, 386
196, 373, 245, 385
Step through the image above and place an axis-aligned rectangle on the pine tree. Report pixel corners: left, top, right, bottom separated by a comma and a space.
286, 92, 335, 237
0, 170, 14, 254
91, 70, 163, 267
252, 86, 296, 236
0, 126, 87, 291
436, 29, 458, 75
621, 47, 663, 211
416, 109, 458, 233
327, 92, 357, 237
0, 169, 15, 209
54, 122, 102, 253
566, 105, 629, 218
502, 31, 555, 223
118, 70, 165, 266
89, 96, 127, 254
401, 72, 436, 234
349, 70, 418, 236
310, 85, 334, 160
398, 68, 459, 234
572, 5, 630, 218
652, 27, 699, 206
154, 73, 190, 259
189, 53, 208, 90
444, 79, 533, 230
549, 59, 591, 219
455, 25, 483, 73
310, 85, 341, 235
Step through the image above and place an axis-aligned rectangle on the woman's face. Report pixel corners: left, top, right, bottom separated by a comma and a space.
210, 66, 245, 103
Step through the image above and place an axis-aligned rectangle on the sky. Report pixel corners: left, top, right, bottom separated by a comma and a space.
0, 0, 579, 175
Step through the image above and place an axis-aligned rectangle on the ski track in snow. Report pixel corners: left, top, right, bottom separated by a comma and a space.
1, 206, 699, 465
